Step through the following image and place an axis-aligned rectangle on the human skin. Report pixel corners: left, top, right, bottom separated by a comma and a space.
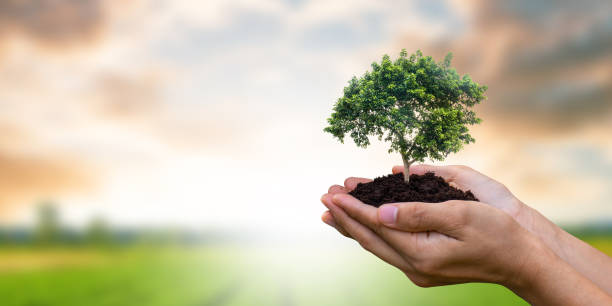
320, 165, 612, 304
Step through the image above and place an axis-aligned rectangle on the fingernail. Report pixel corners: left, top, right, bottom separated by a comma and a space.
379, 205, 398, 224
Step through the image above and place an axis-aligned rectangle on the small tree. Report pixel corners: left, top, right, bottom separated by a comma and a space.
35, 202, 61, 245
325, 50, 486, 183
85, 216, 112, 246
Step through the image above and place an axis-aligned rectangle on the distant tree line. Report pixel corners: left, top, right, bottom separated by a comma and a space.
0, 203, 234, 247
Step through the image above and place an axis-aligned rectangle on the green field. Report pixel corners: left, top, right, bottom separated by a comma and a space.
1, 238, 611, 306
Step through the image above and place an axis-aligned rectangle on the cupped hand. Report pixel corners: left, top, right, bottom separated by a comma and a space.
321, 193, 546, 288
322, 164, 534, 237
320, 164, 612, 303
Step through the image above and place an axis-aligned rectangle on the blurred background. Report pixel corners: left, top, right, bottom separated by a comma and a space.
0, 0, 611, 305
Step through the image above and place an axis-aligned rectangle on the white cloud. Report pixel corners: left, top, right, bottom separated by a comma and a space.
2, 0, 612, 230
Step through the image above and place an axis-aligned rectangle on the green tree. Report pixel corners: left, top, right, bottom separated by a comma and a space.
35, 202, 61, 245
0, 228, 6, 245
85, 216, 112, 245
325, 50, 487, 182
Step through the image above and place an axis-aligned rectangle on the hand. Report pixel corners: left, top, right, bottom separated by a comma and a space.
321, 164, 612, 296
323, 164, 528, 232
323, 192, 536, 287
321, 194, 612, 305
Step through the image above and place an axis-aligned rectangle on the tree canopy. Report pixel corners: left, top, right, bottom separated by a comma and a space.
324, 49, 487, 181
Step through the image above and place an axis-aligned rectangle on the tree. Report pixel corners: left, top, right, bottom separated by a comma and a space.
35, 202, 61, 245
324, 50, 487, 183
85, 216, 112, 245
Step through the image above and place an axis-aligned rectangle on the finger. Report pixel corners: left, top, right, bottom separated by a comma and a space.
321, 210, 351, 238
331, 193, 380, 231
376, 202, 465, 259
393, 164, 484, 191
326, 199, 409, 271
393, 164, 426, 175
392, 165, 404, 174
328, 184, 348, 194
343, 177, 372, 191
331, 194, 420, 259
407, 165, 509, 203
331, 194, 462, 260
321, 194, 351, 237
329, 185, 348, 194
393, 164, 459, 181
379, 201, 469, 238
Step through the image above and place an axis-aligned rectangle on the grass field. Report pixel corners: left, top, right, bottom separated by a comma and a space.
1, 237, 610, 306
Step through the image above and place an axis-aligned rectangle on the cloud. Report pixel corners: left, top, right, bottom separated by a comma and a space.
0, 0, 610, 227
0, 0, 107, 52
91, 72, 163, 121
0, 154, 92, 212
0, 124, 94, 219
432, 0, 612, 129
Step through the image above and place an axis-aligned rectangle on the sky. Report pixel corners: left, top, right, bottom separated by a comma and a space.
0, 0, 611, 236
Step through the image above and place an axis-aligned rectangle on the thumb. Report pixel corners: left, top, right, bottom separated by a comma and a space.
393, 164, 460, 180
378, 201, 469, 235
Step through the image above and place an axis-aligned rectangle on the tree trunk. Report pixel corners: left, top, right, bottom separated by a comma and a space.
401, 155, 414, 183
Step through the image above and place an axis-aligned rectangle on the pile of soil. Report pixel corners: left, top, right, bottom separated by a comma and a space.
349, 172, 478, 207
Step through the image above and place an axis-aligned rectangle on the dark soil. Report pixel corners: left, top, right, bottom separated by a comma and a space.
349, 172, 478, 207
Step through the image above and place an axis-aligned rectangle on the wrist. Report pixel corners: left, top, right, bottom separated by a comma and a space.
503, 233, 563, 304
516, 203, 568, 260
515, 203, 612, 297
503, 232, 553, 291
511, 199, 537, 233
502, 232, 611, 306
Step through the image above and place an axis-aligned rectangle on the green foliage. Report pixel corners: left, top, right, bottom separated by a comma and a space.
85, 217, 112, 245
325, 50, 486, 165
35, 203, 61, 245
